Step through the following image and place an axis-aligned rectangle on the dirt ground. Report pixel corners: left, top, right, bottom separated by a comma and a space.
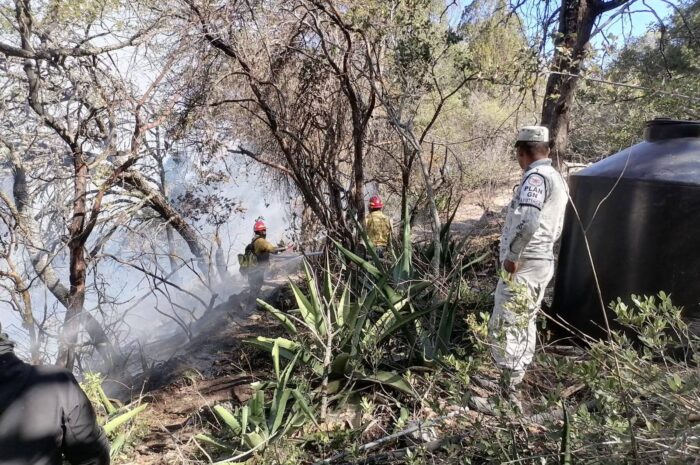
116, 285, 289, 464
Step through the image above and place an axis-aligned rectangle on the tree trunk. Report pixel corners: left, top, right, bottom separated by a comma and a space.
416, 149, 442, 274
57, 153, 89, 370
2, 269, 39, 363
121, 171, 208, 265
353, 126, 366, 227
541, 0, 601, 164
399, 142, 415, 244
155, 128, 180, 275
9, 157, 117, 370
16, 275, 38, 363
400, 168, 410, 233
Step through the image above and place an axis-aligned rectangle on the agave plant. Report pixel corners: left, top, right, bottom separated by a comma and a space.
249, 197, 475, 399
336, 242, 467, 362
196, 354, 316, 460
416, 201, 475, 272
248, 258, 423, 403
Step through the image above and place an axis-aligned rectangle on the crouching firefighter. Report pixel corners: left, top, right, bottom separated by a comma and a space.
0, 323, 110, 465
238, 219, 287, 306
364, 196, 392, 259
488, 126, 567, 408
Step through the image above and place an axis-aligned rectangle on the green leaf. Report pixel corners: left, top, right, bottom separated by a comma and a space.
375, 285, 420, 347
213, 405, 241, 435
408, 281, 432, 299
336, 284, 350, 329
245, 336, 300, 357
104, 403, 148, 436
323, 252, 334, 304
250, 391, 265, 425
194, 433, 230, 450
291, 389, 319, 427
303, 261, 326, 335
290, 280, 323, 336
342, 300, 360, 340
257, 300, 297, 334
269, 388, 293, 435
559, 402, 572, 465
374, 306, 434, 346
362, 310, 394, 348
436, 287, 458, 354
279, 353, 299, 390
395, 199, 413, 282
362, 371, 415, 396
399, 407, 410, 425
272, 340, 281, 381
381, 284, 405, 307
110, 433, 127, 459
461, 251, 490, 274
264, 337, 299, 351
288, 410, 311, 430
666, 373, 683, 392
439, 201, 462, 266
322, 379, 344, 396
331, 352, 351, 375
243, 431, 266, 450
333, 240, 382, 279
349, 289, 378, 354
98, 385, 117, 415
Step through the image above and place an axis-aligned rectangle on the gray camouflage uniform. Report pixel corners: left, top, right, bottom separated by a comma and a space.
488, 158, 567, 385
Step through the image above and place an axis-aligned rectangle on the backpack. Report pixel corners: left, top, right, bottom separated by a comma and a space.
237, 239, 259, 274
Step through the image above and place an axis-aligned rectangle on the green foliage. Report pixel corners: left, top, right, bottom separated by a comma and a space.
250, 254, 428, 396
197, 355, 316, 460
103, 404, 149, 436
337, 231, 474, 363
571, 1, 700, 160
419, 291, 700, 463
82, 372, 117, 416
458, 0, 534, 80
391, 0, 446, 79
225, 217, 485, 461
81, 373, 148, 460
417, 202, 480, 271
537, 293, 700, 463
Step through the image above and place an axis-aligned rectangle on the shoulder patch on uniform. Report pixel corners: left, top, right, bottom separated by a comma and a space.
518, 173, 547, 210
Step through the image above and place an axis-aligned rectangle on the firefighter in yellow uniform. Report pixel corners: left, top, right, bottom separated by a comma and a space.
364, 196, 392, 258
247, 219, 282, 304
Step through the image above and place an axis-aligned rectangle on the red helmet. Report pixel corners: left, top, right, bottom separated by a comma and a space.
254, 220, 267, 233
369, 195, 383, 209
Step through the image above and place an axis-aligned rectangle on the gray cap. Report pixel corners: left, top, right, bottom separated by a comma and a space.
517, 126, 549, 143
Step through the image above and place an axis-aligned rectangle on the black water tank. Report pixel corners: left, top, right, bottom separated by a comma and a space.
551, 118, 700, 338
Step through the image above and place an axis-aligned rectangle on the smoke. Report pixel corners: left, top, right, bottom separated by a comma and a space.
0, 151, 306, 373
103, 162, 300, 373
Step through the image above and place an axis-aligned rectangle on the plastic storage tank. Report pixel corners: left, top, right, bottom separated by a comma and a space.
551, 118, 700, 338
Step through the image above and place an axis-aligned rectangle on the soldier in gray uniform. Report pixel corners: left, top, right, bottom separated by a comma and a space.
488, 126, 568, 404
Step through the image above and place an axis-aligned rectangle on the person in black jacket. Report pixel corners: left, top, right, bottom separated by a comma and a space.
0, 323, 110, 465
